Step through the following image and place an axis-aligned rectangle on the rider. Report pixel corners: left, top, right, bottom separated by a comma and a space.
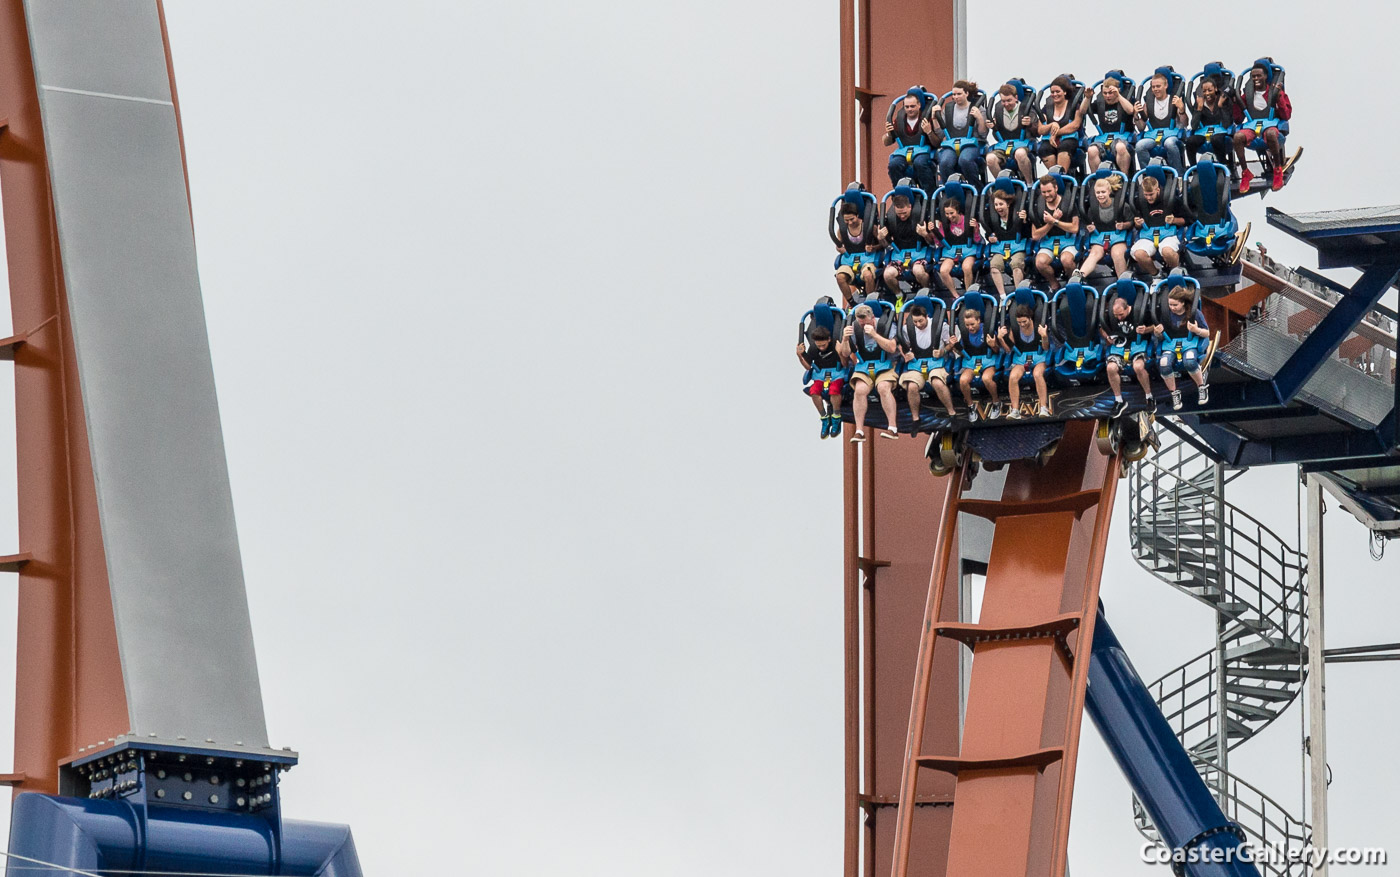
834, 201, 879, 306
985, 82, 1038, 182
878, 192, 934, 294
1100, 287, 1156, 417
1130, 174, 1185, 275
1036, 75, 1084, 173
884, 90, 939, 193
1086, 74, 1136, 175
1233, 60, 1292, 193
1186, 73, 1234, 166
934, 195, 981, 297
998, 304, 1051, 418
897, 304, 959, 422
798, 325, 847, 438
1154, 285, 1211, 410
841, 304, 901, 441
935, 81, 988, 184
1079, 175, 1132, 278
1032, 174, 1080, 290
983, 186, 1030, 296
1134, 71, 1189, 172
953, 303, 1002, 422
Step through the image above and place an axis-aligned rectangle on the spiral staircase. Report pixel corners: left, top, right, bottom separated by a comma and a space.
1126, 430, 1312, 876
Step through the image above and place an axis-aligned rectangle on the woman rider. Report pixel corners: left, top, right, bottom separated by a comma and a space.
936, 80, 988, 184
1036, 75, 1085, 173
1186, 75, 1233, 166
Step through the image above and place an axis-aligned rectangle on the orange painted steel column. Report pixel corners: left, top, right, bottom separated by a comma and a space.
0, 0, 129, 795
887, 422, 1120, 877
840, 4, 959, 877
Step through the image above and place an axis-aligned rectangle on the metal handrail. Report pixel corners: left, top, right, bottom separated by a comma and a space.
1126, 429, 1312, 876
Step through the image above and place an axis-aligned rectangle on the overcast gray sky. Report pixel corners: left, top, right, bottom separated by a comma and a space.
0, 2, 1396, 874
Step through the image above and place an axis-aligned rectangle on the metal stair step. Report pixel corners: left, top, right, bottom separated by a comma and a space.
1225, 639, 1306, 665
1220, 616, 1271, 641
1225, 683, 1296, 703
1227, 700, 1277, 720
1228, 666, 1304, 682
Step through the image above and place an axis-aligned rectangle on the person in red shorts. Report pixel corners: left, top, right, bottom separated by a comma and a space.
797, 325, 847, 439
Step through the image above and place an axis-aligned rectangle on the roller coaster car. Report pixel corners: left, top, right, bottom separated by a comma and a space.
1234, 58, 1302, 198
1178, 156, 1250, 289
879, 179, 933, 297
988, 78, 1039, 183
830, 182, 882, 289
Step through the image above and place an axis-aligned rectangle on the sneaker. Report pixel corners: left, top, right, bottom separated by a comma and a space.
820, 417, 831, 439
987, 403, 1002, 421
1007, 408, 1024, 420
1171, 389, 1183, 411
967, 407, 980, 423
1036, 405, 1052, 417
879, 428, 899, 441
1197, 384, 1209, 405
850, 430, 866, 443
1070, 270, 1084, 284
1111, 398, 1128, 419
1238, 168, 1254, 194
1146, 396, 1158, 413
1272, 167, 1284, 191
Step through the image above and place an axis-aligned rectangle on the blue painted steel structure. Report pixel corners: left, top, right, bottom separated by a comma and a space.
1085, 607, 1261, 877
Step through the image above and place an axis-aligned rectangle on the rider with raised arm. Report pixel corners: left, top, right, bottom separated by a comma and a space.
986, 82, 1038, 182
1086, 74, 1136, 175
884, 91, 939, 194
1134, 71, 1189, 172
1036, 76, 1084, 173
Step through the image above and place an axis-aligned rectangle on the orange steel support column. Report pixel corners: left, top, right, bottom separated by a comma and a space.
0, 0, 130, 794
840, 4, 959, 877
888, 423, 1119, 877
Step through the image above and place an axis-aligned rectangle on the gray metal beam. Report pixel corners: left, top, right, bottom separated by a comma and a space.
25, 0, 276, 758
